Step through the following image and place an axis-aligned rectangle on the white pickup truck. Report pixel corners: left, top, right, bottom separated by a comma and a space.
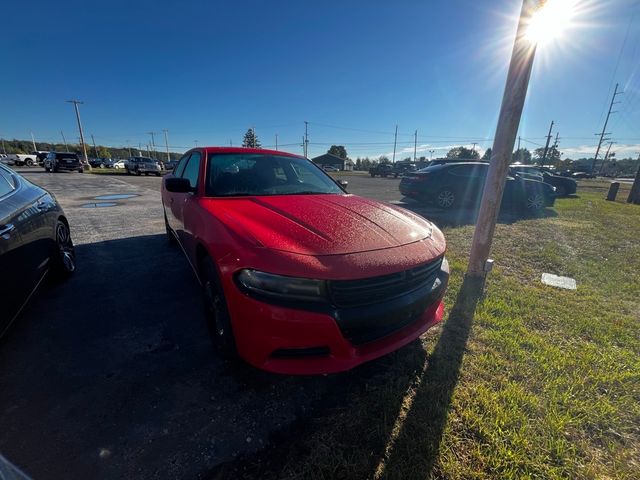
4, 153, 40, 166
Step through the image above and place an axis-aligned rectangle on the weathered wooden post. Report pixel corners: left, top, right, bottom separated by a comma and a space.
606, 182, 620, 201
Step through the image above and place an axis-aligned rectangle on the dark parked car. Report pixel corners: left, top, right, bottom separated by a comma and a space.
399, 162, 556, 211
161, 159, 179, 172
44, 152, 84, 173
0, 164, 76, 335
510, 165, 577, 196
572, 171, 596, 179
126, 156, 162, 176
369, 163, 402, 178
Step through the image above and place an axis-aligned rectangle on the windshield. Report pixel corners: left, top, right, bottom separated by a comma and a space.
206, 153, 343, 197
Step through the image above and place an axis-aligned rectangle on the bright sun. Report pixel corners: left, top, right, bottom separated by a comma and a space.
526, 0, 577, 45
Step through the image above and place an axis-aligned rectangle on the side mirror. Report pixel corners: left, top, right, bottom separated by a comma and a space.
337, 179, 348, 191
165, 177, 194, 193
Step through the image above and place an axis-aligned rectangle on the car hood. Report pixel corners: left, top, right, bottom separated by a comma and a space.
202, 194, 438, 256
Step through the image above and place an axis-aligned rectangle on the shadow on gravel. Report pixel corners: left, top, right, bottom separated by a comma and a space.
0, 234, 392, 480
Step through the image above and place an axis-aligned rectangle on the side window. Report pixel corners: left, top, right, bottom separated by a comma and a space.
174, 154, 191, 178
181, 152, 201, 190
0, 168, 16, 197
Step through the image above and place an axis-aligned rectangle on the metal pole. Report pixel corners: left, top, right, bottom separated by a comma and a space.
66, 100, 89, 166
467, 0, 538, 278
392, 124, 398, 164
413, 130, 417, 162
30, 132, 37, 152
275, 134, 278, 151
61, 131, 69, 151
163, 129, 170, 162
1, 138, 6, 154
304, 121, 309, 158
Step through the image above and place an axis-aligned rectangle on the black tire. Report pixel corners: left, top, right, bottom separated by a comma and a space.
435, 188, 456, 209
126, 168, 130, 175
78, 168, 84, 173
50, 220, 76, 280
201, 256, 237, 359
45, 166, 51, 172
25, 158, 34, 167
370, 173, 375, 177
164, 213, 177, 246
136, 169, 142, 176
155, 172, 161, 177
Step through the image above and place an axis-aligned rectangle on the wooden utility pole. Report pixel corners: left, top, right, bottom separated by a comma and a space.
60, 131, 69, 151
91, 134, 98, 158
592, 83, 622, 173
413, 130, 418, 162
66, 100, 89, 166
540, 120, 554, 166
467, 0, 539, 278
163, 129, 170, 162
392, 124, 398, 164
627, 154, 640, 204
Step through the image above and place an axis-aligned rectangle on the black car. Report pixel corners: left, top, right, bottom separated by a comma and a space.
399, 162, 556, 211
160, 159, 179, 172
510, 165, 577, 196
44, 152, 84, 173
126, 156, 162, 176
0, 164, 76, 334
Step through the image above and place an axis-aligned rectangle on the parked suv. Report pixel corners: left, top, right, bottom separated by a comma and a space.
44, 152, 84, 173
126, 156, 162, 176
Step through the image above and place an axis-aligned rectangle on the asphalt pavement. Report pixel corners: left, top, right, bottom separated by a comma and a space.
0, 168, 419, 480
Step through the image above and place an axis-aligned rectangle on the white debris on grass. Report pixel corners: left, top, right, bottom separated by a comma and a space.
541, 273, 577, 290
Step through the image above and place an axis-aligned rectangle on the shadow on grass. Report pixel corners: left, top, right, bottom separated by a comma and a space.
370, 275, 484, 479
398, 198, 558, 227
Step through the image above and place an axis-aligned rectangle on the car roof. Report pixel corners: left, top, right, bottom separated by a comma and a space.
198, 147, 305, 159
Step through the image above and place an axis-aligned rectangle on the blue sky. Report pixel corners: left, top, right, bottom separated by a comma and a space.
1, 0, 639, 159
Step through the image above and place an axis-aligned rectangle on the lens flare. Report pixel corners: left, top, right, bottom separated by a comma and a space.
526, 0, 578, 45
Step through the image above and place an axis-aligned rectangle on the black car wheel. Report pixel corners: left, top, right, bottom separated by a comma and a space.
201, 256, 237, 359
25, 158, 34, 167
51, 220, 76, 279
136, 169, 142, 176
436, 188, 456, 209
525, 191, 545, 211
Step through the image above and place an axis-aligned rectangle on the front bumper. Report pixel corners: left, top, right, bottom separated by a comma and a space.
224, 258, 449, 374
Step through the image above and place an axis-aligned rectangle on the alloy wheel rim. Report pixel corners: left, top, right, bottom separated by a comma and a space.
527, 193, 544, 210
438, 190, 454, 207
56, 223, 75, 272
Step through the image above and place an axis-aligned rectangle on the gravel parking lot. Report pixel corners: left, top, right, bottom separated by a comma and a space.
0, 168, 420, 479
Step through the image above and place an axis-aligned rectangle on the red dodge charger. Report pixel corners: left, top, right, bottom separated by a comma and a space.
161, 147, 448, 374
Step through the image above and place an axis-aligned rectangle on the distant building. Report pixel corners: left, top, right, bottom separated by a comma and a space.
311, 153, 354, 171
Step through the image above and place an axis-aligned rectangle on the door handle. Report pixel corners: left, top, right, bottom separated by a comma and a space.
0, 223, 15, 239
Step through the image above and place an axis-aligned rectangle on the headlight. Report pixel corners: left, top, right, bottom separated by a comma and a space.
236, 269, 327, 302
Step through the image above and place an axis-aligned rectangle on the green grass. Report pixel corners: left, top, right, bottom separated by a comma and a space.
215, 191, 640, 479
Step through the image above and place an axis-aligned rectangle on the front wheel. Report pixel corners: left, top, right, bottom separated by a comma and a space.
50, 220, 76, 280
201, 257, 237, 359
25, 158, 34, 167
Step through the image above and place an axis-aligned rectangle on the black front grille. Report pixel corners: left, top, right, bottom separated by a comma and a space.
328, 257, 443, 308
